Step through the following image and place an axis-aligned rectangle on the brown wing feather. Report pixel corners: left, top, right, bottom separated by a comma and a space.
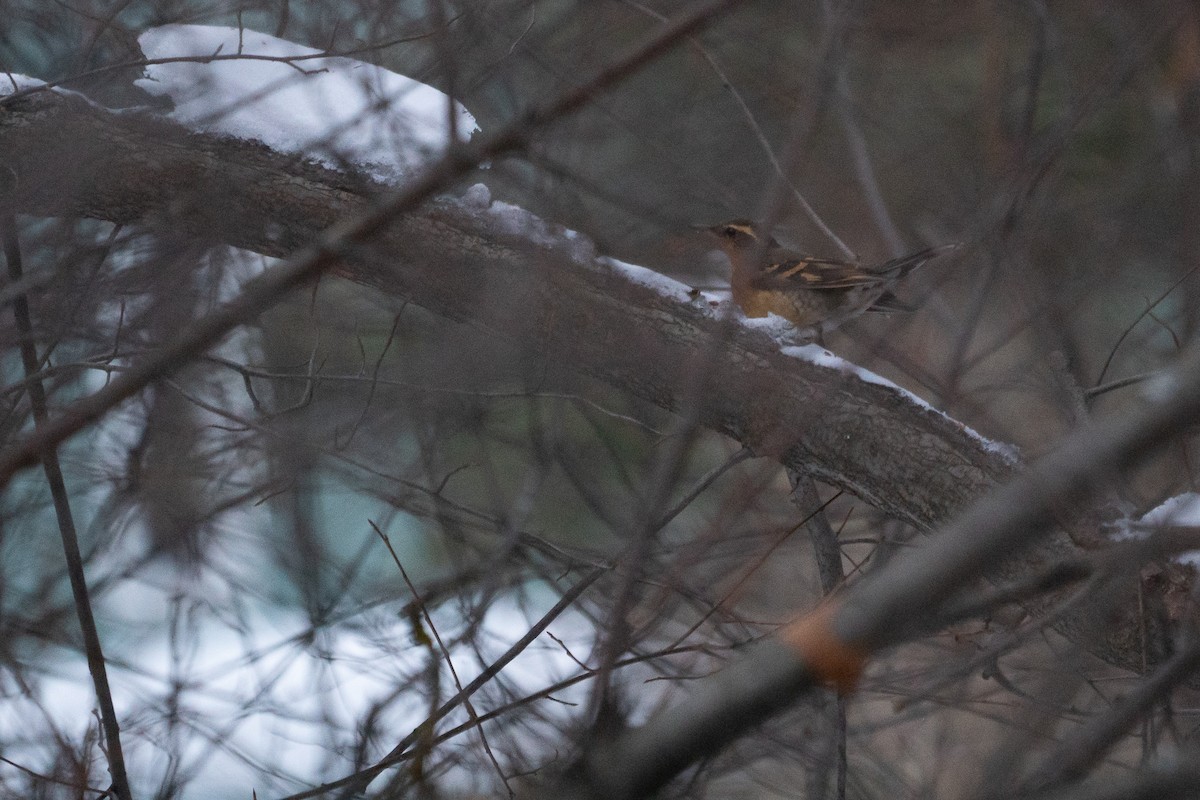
753, 255, 885, 292
751, 244, 957, 293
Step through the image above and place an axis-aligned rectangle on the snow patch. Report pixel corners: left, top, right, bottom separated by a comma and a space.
601, 256, 693, 300
0, 73, 46, 94
467, 195, 601, 262
740, 311, 802, 338
1140, 492, 1200, 527
485, 199, 562, 247
1, 577, 610, 798
459, 182, 492, 210
1120, 492, 1200, 567
782, 344, 1020, 462
135, 24, 479, 180
447, 192, 701, 299
0, 73, 106, 108
1141, 371, 1179, 403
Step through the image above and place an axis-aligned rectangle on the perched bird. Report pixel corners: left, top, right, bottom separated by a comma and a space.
701, 219, 957, 335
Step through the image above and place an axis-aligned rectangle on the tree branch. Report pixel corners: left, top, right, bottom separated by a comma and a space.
0, 68, 1185, 684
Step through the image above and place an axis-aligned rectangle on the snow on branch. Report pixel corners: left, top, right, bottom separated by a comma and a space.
135, 25, 478, 180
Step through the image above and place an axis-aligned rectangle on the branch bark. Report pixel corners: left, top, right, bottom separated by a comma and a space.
0, 88, 1014, 515
0, 83, 1185, 681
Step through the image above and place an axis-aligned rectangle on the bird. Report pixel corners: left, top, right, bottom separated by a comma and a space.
700, 219, 957, 335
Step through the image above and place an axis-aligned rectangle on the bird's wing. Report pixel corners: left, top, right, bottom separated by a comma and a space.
751, 244, 957, 292
752, 253, 885, 292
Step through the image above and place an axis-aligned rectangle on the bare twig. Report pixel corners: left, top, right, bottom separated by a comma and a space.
789, 470, 847, 800
621, 0, 855, 259
819, 0, 904, 257
280, 565, 607, 800
372, 520, 514, 797
666, 489, 843, 653
1021, 634, 1200, 792
1095, 264, 1199, 389
1022, 756, 1200, 800
1, 211, 133, 800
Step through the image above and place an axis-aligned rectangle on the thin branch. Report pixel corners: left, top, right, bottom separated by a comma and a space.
621, 0, 855, 259
665, 491, 840, 652
372, 520, 514, 797
820, 0, 904, 257
1095, 263, 1199, 388
1021, 758, 1200, 800
279, 565, 607, 800
1085, 371, 1156, 401
1, 211, 132, 800
1021, 634, 1200, 792
0, 754, 108, 796
789, 470, 847, 800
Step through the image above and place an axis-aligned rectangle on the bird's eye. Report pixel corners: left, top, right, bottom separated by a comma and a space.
722, 227, 738, 239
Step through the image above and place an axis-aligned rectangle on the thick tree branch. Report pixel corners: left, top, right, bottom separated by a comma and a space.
0, 88, 1013, 518
0, 79, 1185, 677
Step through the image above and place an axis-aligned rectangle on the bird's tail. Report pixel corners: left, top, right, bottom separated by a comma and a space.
876, 243, 960, 278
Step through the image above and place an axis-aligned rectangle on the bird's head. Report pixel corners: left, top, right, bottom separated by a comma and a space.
698, 219, 774, 250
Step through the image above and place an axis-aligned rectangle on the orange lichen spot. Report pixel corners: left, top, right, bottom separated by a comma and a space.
778, 600, 868, 694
